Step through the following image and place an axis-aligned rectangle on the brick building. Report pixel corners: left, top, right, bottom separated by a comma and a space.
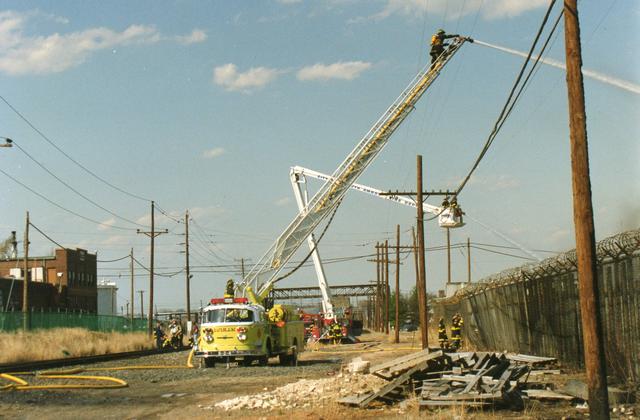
0, 248, 97, 312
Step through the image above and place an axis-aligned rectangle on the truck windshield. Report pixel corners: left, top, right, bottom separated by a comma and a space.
205, 308, 254, 323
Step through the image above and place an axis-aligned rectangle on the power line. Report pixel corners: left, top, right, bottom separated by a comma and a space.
455, 0, 560, 195
0, 167, 137, 231
471, 242, 558, 254
155, 203, 183, 224
12, 140, 148, 229
97, 254, 131, 263
471, 245, 537, 260
0, 93, 151, 202
29, 222, 66, 249
132, 256, 184, 278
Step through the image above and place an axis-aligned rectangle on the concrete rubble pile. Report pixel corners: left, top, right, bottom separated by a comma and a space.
339, 349, 566, 410
210, 360, 387, 411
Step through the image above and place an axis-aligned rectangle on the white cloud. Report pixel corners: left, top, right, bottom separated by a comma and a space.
275, 197, 291, 207
0, 11, 205, 75
361, 0, 549, 22
213, 63, 282, 92
202, 147, 226, 159
101, 234, 129, 246
175, 29, 207, 45
277, 0, 302, 4
297, 61, 372, 81
97, 218, 116, 231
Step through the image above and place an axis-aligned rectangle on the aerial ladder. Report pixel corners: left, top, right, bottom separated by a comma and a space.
290, 165, 464, 320
237, 37, 470, 304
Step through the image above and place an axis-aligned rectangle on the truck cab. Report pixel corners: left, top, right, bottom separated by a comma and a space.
194, 297, 304, 367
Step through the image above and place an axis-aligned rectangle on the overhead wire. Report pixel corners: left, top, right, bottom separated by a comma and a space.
0, 167, 137, 231
189, 217, 236, 262
28, 222, 66, 249
275, 199, 343, 283
455, 0, 560, 195
132, 256, 185, 278
97, 254, 131, 263
0, 94, 151, 202
11, 140, 148, 229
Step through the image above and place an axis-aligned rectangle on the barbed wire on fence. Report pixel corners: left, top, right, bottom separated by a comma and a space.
447, 228, 640, 300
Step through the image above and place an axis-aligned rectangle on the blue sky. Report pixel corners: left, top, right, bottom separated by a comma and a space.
1, 0, 638, 312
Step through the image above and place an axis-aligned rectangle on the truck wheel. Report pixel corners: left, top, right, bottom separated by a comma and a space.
290, 346, 298, 367
241, 357, 253, 367
258, 355, 268, 366
278, 353, 290, 366
203, 358, 216, 368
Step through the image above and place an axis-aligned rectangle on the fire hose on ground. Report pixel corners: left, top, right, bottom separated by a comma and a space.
0, 348, 196, 391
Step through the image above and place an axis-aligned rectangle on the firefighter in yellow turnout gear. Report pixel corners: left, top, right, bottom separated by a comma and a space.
224, 279, 234, 298
430, 29, 459, 67
437, 318, 449, 349
450, 313, 463, 350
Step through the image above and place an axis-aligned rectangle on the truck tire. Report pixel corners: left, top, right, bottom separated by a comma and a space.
279, 345, 297, 367
203, 357, 216, 368
241, 357, 253, 367
258, 355, 268, 366
278, 353, 290, 366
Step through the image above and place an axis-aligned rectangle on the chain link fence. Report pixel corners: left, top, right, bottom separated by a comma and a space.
435, 229, 640, 382
0, 311, 147, 333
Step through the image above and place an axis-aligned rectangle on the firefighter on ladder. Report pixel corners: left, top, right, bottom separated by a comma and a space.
450, 313, 463, 350
224, 279, 234, 298
430, 29, 459, 67
437, 317, 449, 349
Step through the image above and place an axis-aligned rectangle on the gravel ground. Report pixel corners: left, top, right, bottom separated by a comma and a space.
0, 348, 348, 419
0, 332, 623, 420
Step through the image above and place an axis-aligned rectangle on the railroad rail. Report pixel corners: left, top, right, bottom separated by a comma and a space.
0, 347, 186, 374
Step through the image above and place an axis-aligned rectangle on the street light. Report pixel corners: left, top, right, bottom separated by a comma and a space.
0, 137, 12, 148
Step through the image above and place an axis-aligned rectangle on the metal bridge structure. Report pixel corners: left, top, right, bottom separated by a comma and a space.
269, 284, 376, 301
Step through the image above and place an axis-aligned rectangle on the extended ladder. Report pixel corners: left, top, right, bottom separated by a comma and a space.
239, 37, 469, 298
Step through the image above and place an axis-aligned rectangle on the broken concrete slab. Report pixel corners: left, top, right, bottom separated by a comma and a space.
561, 379, 635, 405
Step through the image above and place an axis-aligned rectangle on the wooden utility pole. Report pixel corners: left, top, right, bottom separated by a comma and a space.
375, 242, 381, 332
138, 290, 145, 319
137, 201, 168, 335
22, 211, 30, 331
384, 240, 390, 335
185, 210, 191, 324
130, 248, 134, 323
564, 1, 609, 418
394, 224, 400, 344
467, 238, 471, 283
412, 226, 420, 324
416, 156, 428, 349
240, 258, 246, 280
446, 228, 451, 284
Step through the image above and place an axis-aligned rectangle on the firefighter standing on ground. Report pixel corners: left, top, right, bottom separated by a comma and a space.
430, 29, 459, 66
451, 313, 463, 350
154, 321, 165, 349
437, 317, 449, 349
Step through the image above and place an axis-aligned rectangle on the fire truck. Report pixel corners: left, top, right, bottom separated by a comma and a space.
194, 295, 304, 367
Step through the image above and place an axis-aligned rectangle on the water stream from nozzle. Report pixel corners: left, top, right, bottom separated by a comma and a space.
473, 39, 640, 95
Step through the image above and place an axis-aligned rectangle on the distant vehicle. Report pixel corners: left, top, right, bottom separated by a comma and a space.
400, 323, 418, 332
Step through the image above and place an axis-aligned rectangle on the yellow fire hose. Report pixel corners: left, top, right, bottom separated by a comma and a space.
0, 349, 196, 391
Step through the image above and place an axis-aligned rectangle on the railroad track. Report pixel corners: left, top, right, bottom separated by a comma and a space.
0, 347, 187, 374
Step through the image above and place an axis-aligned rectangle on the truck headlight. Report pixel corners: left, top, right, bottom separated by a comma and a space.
205, 333, 214, 343
237, 333, 247, 341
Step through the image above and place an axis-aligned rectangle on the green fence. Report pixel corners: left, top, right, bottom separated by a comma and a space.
0, 311, 148, 333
